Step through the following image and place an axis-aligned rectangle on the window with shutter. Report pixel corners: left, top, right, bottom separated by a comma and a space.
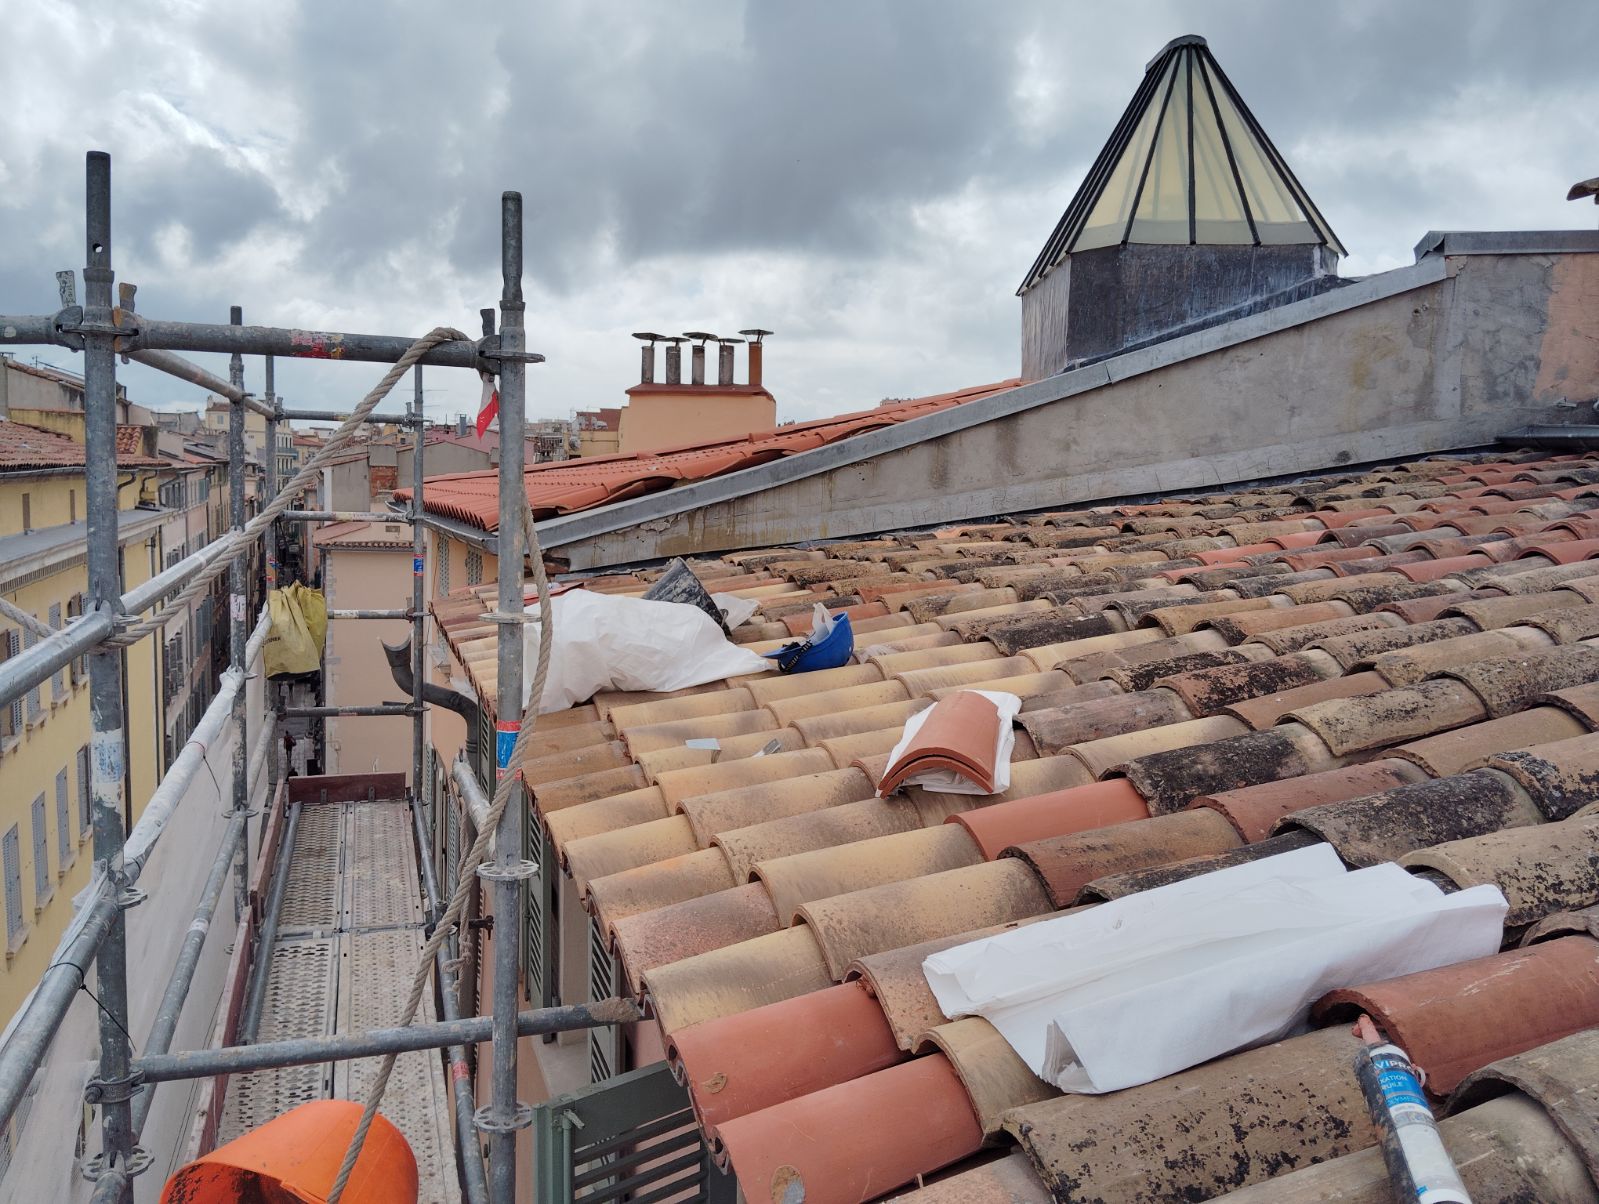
47, 605, 62, 702
54, 771, 69, 870
465, 549, 482, 586
66, 595, 85, 687
0, 633, 17, 740
437, 537, 451, 595
20, 628, 39, 724
3, 826, 22, 946
75, 746, 90, 840
29, 796, 47, 909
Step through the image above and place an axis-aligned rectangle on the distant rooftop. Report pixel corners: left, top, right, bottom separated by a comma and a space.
403, 380, 1019, 532
0, 419, 163, 472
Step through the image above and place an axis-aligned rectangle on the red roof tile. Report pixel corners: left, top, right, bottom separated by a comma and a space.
0, 420, 162, 471
419, 445, 1599, 1198
402, 380, 1020, 530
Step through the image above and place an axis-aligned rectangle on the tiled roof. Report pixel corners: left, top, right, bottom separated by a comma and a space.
1, 359, 85, 390
312, 519, 412, 550
115, 425, 146, 456
403, 380, 1019, 530
433, 446, 1599, 1201
0, 420, 163, 471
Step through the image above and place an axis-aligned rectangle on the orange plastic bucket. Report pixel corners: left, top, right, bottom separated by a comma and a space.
160, 1099, 418, 1204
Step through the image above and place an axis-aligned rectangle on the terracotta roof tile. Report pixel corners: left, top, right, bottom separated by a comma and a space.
1315, 937, 1599, 1094
1003, 1028, 1372, 1202
0, 419, 163, 471
414, 446, 1599, 1197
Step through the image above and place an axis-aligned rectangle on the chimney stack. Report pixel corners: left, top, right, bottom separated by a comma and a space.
716, 337, 744, 386
663, 336, 685, 385
456, 414, 469, 437
739, 328, 772, 388
683, 332, 714, 386
632, 332, 663, 384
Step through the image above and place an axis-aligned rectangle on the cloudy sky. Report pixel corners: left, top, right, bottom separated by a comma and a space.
2, 1, 1595, 426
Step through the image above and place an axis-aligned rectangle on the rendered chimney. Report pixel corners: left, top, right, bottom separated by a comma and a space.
716, 337, 744, 387
663, 337, 685, 385
684, 332, 715, 386
632, 332, 663, 384
739, 328, 772, 388
456, 415, 469, 437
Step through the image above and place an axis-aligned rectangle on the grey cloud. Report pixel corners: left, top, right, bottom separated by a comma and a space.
2, 0, 1596, 426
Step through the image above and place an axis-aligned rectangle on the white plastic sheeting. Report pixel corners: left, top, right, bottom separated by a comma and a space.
709, 592, 760, 631
879, 690, 1022, 796
923, 844, 1507, 1094
521, 589, 771, 714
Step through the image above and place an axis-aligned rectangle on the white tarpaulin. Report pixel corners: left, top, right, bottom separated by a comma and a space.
922, 844, 1507, 1094
521, 588, 772, 713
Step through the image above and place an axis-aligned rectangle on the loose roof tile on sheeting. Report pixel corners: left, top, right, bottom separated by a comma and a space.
429, 446, 1599, 1201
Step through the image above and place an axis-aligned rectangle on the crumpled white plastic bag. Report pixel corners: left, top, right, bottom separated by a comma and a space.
520, 588, 771, 713
879, 690, 1022, 796
709, 592, 760, 630
922, 843, 1507, 1094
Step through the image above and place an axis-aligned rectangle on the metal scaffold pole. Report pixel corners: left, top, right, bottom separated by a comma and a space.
228, 306, 252, 919
81, 149, 142, 1198
411, 367, 427, 822
0, 149, 586, 1203
479, 190, 532, 1201
264, 356, 279, 593
264, 357, 283, 810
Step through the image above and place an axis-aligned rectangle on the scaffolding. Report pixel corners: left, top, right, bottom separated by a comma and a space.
0, 150, 627, 1203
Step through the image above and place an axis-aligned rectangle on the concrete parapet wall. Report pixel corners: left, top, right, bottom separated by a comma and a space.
543, 234, 1599, 571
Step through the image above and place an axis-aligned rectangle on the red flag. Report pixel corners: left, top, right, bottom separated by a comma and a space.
475, 372, 499, 439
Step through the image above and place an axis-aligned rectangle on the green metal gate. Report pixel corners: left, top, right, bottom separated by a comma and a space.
534, 1063, 736, 1204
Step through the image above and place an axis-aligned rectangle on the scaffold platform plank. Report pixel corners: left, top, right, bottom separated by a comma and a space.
219, 799, 461, 1203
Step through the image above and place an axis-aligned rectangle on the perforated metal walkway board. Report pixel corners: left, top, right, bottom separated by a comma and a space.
220, 799, 461, 1204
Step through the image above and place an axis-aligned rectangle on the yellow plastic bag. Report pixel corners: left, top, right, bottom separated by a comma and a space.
263, 583, 327, 678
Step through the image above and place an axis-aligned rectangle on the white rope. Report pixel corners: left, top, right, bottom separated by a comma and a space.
0, 596, 54, 640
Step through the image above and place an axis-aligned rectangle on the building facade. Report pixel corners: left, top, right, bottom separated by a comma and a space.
0, 421, 171, 1025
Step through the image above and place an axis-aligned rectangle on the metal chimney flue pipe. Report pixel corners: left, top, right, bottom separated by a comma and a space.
740, 328, 772, 388
632, 332, 662, 385
684, 332, 714, 386
717, 338, 743, 387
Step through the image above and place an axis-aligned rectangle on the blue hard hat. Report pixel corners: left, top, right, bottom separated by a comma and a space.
763, 612, 855, 673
